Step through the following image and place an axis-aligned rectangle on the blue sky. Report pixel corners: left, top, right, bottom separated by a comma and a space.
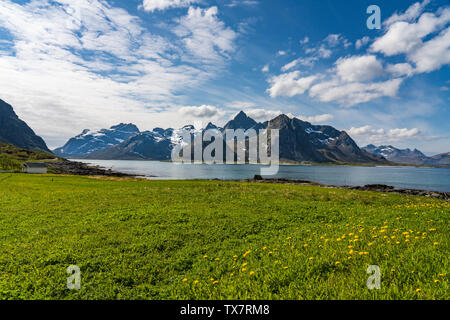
0, 0, 448, 154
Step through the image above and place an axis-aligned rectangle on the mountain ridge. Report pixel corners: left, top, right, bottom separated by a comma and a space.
363, 144, 450, 166
0, 99, 50, 153
75, 111, 388, 164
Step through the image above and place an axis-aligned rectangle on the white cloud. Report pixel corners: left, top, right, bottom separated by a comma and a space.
0, 0, 238, 146
348, 125, 421, 143
300, 36, 309, 45
409, 27, 450, 73
298, 114, 334, 123
268, 3, 450, 107
386, 63, 414, 77
371, 7, 450, 56
324, 34, 350, 47
225, 101, 257, 110
277, 50, 287, 56
245, 109, 282, 121
226, 0, 259, 8
355, 36, 370, 50
261, 64, 269, 72
141, 0, 200, 12
384, 0, 430, 26
305, 46, 332, 59
268, 71, 318, 98
309, 78, 404, 107
173, 6, 237, 63
179, 105, 224, 118
336, 55, 384, 82
281, 57, 318, 71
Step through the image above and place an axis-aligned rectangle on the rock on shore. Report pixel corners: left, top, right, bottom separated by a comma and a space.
47, 160, 134, 177
248, 176, 449, 201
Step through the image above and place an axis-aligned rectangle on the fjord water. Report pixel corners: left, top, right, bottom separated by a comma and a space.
74, 159, 450, 192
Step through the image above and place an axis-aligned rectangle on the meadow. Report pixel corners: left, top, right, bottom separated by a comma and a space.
0, 173, 448, 300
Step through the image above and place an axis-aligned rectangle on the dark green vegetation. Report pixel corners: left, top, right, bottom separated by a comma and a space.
0, 174, 448, 299
0, 143, 57, 171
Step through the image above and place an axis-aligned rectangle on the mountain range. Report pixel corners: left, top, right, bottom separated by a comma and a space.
1, 97, 448, 167
54, 111, 388, 164
53, 123, 139, 157
363, 145, 450, 166
0, 99, 50, 153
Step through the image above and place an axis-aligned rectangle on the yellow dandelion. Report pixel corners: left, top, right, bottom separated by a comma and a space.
193, 280, 199, 285
249, 271, 255, 276
203, 255, 208, 259
283, 266, 289, 269
416, 288, 421, 293
433, 242, 439, 246
335, 261, 340, 265
241, 268, 247, 272
215, 257, 220, 261
308, 257, 313, 261
368, 242, 373, 246
434, 279, 439, 283
213, 280, 219, 284
182, 278, 188, 282
242, 262, 248, 267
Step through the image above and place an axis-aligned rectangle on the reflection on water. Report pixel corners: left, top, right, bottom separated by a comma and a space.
73, 159, 450, 192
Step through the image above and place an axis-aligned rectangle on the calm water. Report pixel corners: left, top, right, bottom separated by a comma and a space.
73, 159, 450, 192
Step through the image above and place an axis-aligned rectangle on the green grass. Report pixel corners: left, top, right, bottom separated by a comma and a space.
0, 173, 448, 300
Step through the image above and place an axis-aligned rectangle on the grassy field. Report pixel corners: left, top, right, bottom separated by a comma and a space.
0, 173, 448, 300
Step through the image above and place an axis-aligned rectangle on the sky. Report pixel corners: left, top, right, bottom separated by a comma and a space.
0, 0, 449, 154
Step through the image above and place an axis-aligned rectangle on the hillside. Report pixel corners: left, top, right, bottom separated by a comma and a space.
0, 99, 50, 153
0, 142, 56, 171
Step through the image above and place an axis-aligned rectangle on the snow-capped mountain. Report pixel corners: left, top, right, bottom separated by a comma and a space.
80, 112, 386, 164
85, 124, 201, 160
362, 144, 430, 165
266, 115, 384, 163
53, 123, 139, 157
363, 145, 450, 166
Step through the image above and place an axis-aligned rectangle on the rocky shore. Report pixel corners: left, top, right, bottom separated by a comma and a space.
47, 160, 134, 177
249, 175, 450, 201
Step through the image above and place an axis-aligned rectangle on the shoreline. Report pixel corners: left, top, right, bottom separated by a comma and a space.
245, 176, 450, 201
72, 158, 450, 169
41, 160, 450, 199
